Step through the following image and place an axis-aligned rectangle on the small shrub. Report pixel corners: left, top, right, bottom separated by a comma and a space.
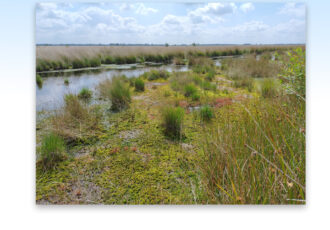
134, 78, 145, 92
260, 78, 277, 98
64, 78, 69, 85
78, 88, 92, 101
39, 133, 66, 170
184, 84, 198, 97
162, 106, 184, 139
36, 74, 43, 88
200, 105, 213, 121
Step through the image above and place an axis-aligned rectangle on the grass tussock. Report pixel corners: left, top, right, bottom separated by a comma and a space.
142, 70, 170, 81
98, 77, 131, 111
52, 94, 102, 144
134, 78, 145, 92
38, 133, 66, 170
36, 74, 43, 88
259, 78, 279, 98
161, 106, 184, 140
78, 87, 92, 101
200, 105, 214, 122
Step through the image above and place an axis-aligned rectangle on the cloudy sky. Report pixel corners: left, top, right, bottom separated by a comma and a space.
36, 2, 305, 44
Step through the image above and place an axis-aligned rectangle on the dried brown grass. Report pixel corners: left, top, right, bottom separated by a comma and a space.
36, 45, 302, 61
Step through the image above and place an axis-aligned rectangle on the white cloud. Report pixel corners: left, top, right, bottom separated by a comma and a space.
279, 3, 305, 18
119, 3, 134, 11
240, 3, 255, 13
187, 3, 236, 24
36, 3, 305, 44
233, 21, 269, 32
135, 3, 158, 15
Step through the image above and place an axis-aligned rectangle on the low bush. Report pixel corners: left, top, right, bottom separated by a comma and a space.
161, 106, 184, 139
39, 133, 66, 170
134, 78, 145, 92
64, 78, 69, 85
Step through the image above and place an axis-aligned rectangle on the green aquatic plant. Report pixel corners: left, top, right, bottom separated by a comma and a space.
64, 78, 69, 85
78, 87, 92, 101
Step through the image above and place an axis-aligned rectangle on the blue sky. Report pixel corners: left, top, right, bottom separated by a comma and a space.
36, 2, 305, 44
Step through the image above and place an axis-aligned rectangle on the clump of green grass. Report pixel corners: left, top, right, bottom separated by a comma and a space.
191, 92, 200, 101
78, 87, 92, 101
99, 77, 131, 111
39, 133, 66, 170
145, 70, 170, 81
184, 84, 198, 97
161, 106, 184, 140
134, 78, 145, 92
200, 105, 213, 121
260, 78, 278, 98
36, 74, 43, 88
64, 78, 69, 85
52, 94, 102, 144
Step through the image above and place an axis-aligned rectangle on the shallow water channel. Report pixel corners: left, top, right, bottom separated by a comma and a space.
36, 64, 189, 111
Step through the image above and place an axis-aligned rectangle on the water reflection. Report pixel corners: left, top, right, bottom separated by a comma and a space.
36, 64, 189, 111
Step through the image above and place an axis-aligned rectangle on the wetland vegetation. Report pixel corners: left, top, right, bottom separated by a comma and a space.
36, 45, 305, 204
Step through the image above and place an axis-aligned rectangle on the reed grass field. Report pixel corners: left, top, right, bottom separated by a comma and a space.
36, 45, 303, 72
